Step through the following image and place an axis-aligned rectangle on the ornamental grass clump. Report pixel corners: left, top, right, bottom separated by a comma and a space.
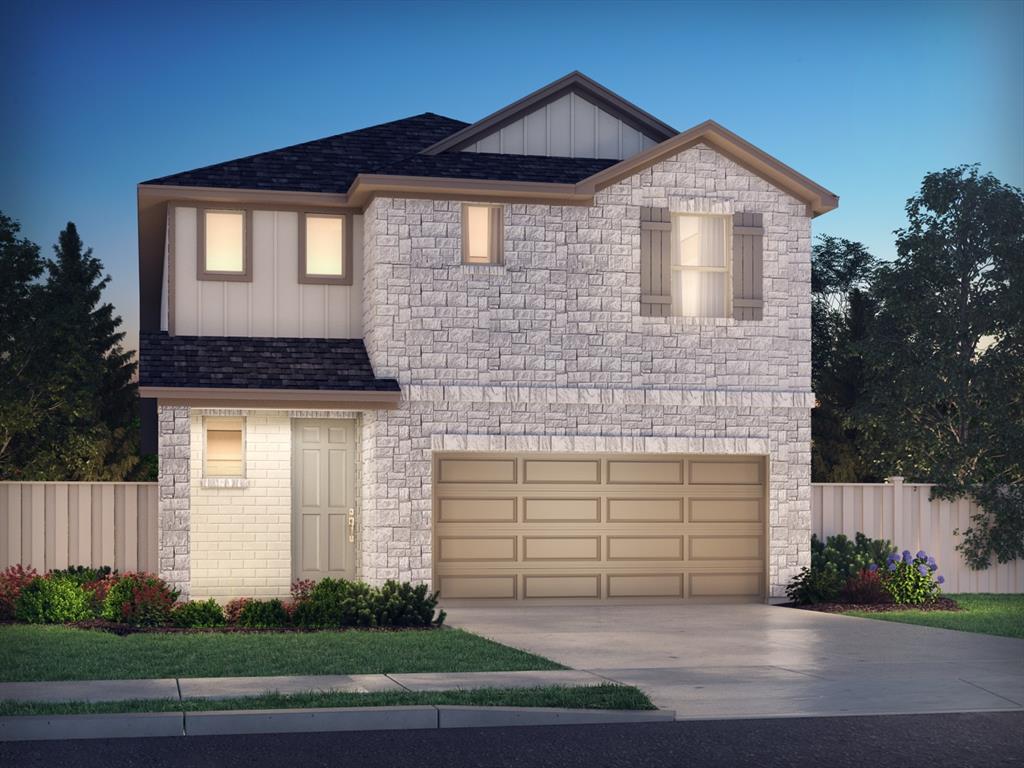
882, 550, 944, 605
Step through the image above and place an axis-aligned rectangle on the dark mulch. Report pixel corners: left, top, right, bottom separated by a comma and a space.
68, 619, 442, 636
786, 597, 961, 614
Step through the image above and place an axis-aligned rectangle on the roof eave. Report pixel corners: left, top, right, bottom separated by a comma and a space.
138, 386, 401, 410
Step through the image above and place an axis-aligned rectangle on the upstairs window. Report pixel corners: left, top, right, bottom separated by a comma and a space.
671, 214, 731, 318
300, 213, 351, 285
462, 204, 503, 265
204, 417, 245, 478
199, 209, 250, 281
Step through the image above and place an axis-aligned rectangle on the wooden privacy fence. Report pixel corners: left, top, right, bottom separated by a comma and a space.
812, 479, 1023, 594
0, 483, 159, 573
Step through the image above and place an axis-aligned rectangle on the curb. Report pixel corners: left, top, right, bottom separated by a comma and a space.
0, 706, 675, 741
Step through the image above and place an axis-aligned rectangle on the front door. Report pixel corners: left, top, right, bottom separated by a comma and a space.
292, 419, 357, 581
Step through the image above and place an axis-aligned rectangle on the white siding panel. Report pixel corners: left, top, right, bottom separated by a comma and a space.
174, 207, 199, 335
499, 119, 525, 154
525, 109, 547, 155
571, 93, 596, 158
250, 211, 277, 336
199, 280, 225, 336
225, 281, 249, 336
476, 132, 500, 153
275, 211, 301, 337
597, 109, 620, 158
621, 124, 642, 157
547, 94, 572, 156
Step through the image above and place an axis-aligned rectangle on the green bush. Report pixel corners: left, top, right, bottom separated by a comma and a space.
786, 533, 896, 605
101, 573, 179, 627
236, 599, 290, 628
47, 565, 114, 586
882, 550, 943, 605
172, 598, 226, 628
291, 577, 444, 629
14, 575, 93, 623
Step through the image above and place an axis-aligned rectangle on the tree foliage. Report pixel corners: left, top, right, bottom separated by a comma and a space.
0, 213, 140, 480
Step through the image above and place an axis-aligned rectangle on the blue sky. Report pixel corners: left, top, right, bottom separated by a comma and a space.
2, 0, 1021, 348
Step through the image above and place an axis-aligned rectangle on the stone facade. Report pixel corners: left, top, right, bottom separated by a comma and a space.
157, 140, 814, 600
157, 405, 191, 598
360, 142, 813, 598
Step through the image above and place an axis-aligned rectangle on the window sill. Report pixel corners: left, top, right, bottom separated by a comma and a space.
637, 315, 753, 327
201, 477, 250, 489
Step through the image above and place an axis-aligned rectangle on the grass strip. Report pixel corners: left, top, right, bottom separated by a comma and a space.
0, 625, 563, 682
844, 594, 1024, 639
0, 684, 655, 716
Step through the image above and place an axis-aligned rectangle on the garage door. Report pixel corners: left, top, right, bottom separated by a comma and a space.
433, 453, 766, 602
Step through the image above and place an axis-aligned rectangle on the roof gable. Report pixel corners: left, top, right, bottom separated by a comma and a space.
420, 71, 677, 157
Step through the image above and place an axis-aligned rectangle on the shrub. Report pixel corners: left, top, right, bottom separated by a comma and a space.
224, 597, 252, 625
0, 565, 39, 620
101, 573, 179, 627
14, 574, 92, 623
47, 565, 114, 586
841, 566, 889, 604
291, 577, 444, 629
291, 579, 316, 604
236, 598, 290, 628
786, 533, 896, 605
882, 550, 943, 605
172, 598, 226, 628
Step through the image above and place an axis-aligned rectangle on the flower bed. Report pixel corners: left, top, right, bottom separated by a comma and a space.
792, 596, 960, 614
0, 565, 445, 633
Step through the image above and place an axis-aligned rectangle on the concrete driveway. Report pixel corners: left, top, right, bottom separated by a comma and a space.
447, 604, 1024, 720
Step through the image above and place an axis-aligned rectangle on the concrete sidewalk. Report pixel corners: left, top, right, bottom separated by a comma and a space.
0, 669, 607, 704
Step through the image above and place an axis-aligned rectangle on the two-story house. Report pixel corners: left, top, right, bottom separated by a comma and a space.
137, 72, 837, 605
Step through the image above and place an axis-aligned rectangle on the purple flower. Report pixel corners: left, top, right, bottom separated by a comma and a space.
916, 550, 927, 560
902, 550, 913, 564
937, 575, 945, 584
888, 561, 898, 572
867, 563, 879, 573
927, 557, 937, 572
918, 564, 929, 576
887, 552, 899, 563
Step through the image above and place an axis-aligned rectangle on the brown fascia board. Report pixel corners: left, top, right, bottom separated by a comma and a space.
139, 386, 401, 410
345, 174, 590, 207
420, 71, 678, 155
575, 120, 840, 217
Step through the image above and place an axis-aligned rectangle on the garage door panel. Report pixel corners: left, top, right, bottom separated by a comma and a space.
690, 498, 762, 523
690, 572, 763, 597
524, 459, 600, 484
608, 574, 683, 598
523, 536, 600, 561
440, 575, 516, 599
607, 498, 684, 522
607, 459, 683, 485
607, 536, 683, 561
688, 459, 763, 485
438, 536, 516, 562
689, 535, 763, 561
434, 453, 766, 602
437, 498, 517, 523
524, 574, 600, 598
523, 498, 600, 522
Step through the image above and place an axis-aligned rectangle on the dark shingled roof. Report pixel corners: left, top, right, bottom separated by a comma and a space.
143, 113, 620, 193
139, 332, 400, 392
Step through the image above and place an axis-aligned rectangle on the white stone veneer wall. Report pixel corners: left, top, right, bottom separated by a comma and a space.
361, 142, 815, 598
157, 405, 191, 598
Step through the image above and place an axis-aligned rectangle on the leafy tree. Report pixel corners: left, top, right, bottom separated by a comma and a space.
0, 216, 140, 480
810, 235, 879, 481
0, 214, 47, 472
857, 166, 1024, 567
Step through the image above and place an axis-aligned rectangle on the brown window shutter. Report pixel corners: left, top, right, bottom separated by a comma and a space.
640, 207, 672, 317
732, 212, 764, 320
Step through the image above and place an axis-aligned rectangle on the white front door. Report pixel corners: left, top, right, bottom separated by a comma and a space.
292, 419, 357, 580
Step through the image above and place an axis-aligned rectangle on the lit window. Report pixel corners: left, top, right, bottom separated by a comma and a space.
203, 210, 247, 276
671, 215, 730, 317
462, 204, 503, 265
301, 214, 346, 282
205, 417, 244, 478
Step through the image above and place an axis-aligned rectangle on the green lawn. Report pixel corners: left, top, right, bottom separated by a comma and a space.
844, 594, 1024, 639
0, 626, 562, 682
0, 684, 653, 716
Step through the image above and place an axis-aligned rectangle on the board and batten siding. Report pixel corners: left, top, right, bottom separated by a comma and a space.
812, 482, 1023, 594
462, 92, 658, 160
0, 483, 159, 573
170, 207, 363, 338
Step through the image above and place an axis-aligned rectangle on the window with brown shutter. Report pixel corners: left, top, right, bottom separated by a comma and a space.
639, 207, 671, 317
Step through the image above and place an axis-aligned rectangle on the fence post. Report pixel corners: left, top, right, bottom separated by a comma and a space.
886, 476, 904, 546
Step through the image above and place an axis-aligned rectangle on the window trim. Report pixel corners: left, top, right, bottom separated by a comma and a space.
670, 213, 733, 319
196, 207, 252, 282
461, 203, 504, 265
298, 211, 353, 285
202, 416, 247, 479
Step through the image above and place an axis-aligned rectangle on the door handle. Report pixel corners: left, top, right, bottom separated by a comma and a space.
347, 509, 355, 543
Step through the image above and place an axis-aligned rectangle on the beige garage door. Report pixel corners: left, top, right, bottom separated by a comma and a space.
433, 453, 766, 602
